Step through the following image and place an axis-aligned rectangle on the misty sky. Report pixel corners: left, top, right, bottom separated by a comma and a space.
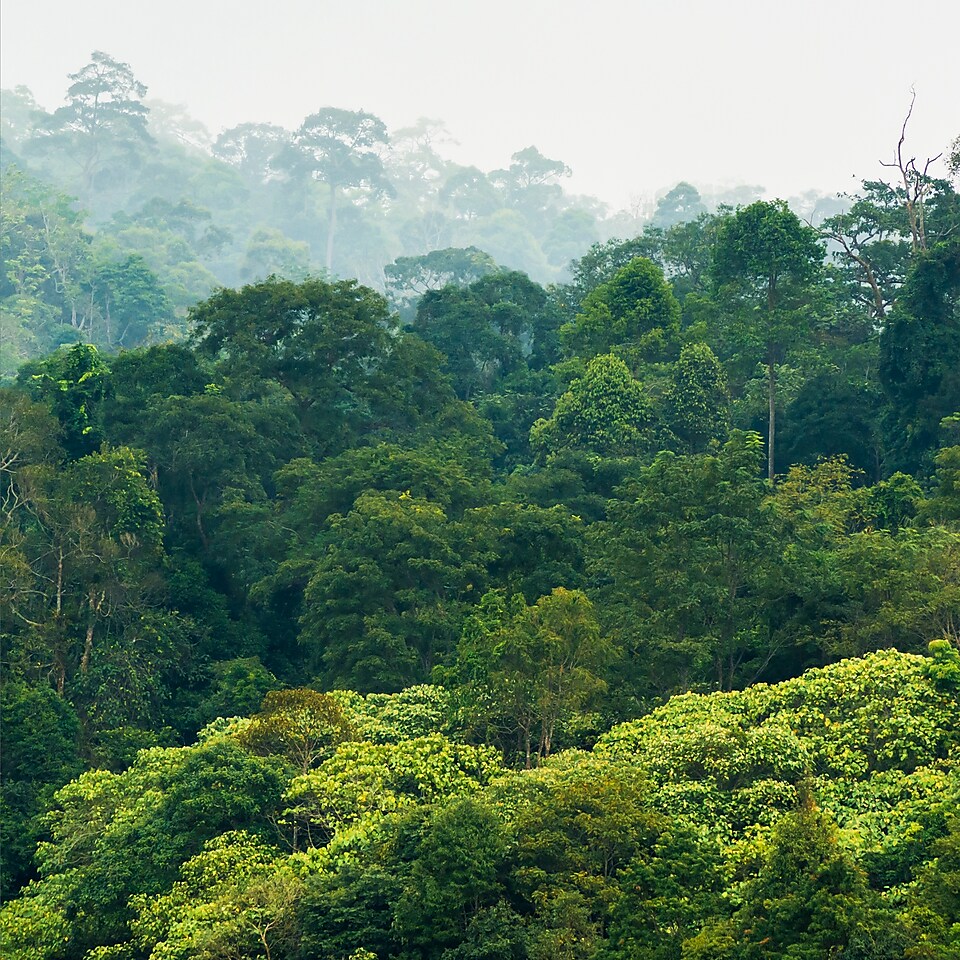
2, 0, 957, 209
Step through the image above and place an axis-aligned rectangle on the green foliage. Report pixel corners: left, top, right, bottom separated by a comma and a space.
238, 688, 354, 773
531, 353, 654, 460
4, 99, 960, 959
282, 734, 502, 844
18, 343, 109, 458
299, 491, 480, 691
594, 431, 775, 694
189, 275, 395, 451
664, 341, 730, 452
561, 256, 681, 365
712, 199, 824, 479
880, 238, 960, 473
385, 245, 500, 319
454, 588, 617, 765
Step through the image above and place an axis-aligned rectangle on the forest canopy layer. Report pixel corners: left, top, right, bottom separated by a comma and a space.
1, 52, 959, 960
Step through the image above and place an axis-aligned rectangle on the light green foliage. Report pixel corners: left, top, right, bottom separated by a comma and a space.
0, 896, 70, 960
332, 684, 454, 743
597, 650, 959, 843
282, 733, 501, 846
19, 739, 286, 954
127, 831, 299, 960
531, 353, 654, 460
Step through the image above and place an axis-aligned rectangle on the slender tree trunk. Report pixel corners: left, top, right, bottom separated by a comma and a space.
325, 185, 338, 273
187, 474, 209, 549
81, 621, 94, 675
767, 357, 776, 482
56, 549, 64, 615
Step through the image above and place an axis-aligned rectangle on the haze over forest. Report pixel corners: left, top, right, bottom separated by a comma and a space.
3, 0, 958, 204
2, 5, 960, 959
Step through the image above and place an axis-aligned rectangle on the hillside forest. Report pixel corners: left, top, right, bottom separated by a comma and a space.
1, 52, 960, 959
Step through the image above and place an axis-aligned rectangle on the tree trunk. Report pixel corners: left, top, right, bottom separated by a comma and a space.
325, 185, 338, 273
81, 621, 94, 675
767, 357, 776, 482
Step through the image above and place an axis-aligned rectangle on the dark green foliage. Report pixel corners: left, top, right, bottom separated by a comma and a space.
0, 681, 81, 897
561, 256, 681, 366
299, 491, 480, 691
603, 826, 725, 959
531, 354, 654, 460
393, 798, 510, 954
17, 343, 109, 458
413, 270, 557, 400
879, 238, 960, 474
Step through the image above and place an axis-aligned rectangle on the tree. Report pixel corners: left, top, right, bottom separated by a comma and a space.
650, 181, 707, 229
713, 199, 824, 480
561, 257, 681, 367
0, 166, 99, 359
289, 108, 390, 271
393, 798, 510, 953
384, 246, 499, 320
604, 826, 725, 959
728, 799, 906, 957
213, 122, 291, 184
240, 227, 311, 282
34, 51, 152, 198
594, 432, 781, 693
92, 253, 173, 347
879, 238, 960, 473
239, 689, 354, 774
299, 491, 478, 691
663, 342, 729, 452
455, 588, 616, 766
531, 354, 654, 461
17, 342, 110, 458
558, 236, 663, 317
413, 270, 553, 399
491, 145, 571, 234
189, 276, 395, 449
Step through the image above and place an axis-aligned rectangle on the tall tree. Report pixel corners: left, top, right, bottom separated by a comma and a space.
289, 108, 390, 272
713, 200, 824, 480
34, 51, 152, 198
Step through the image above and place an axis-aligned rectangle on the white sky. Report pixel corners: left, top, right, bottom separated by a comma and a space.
2, 0, 957, 209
